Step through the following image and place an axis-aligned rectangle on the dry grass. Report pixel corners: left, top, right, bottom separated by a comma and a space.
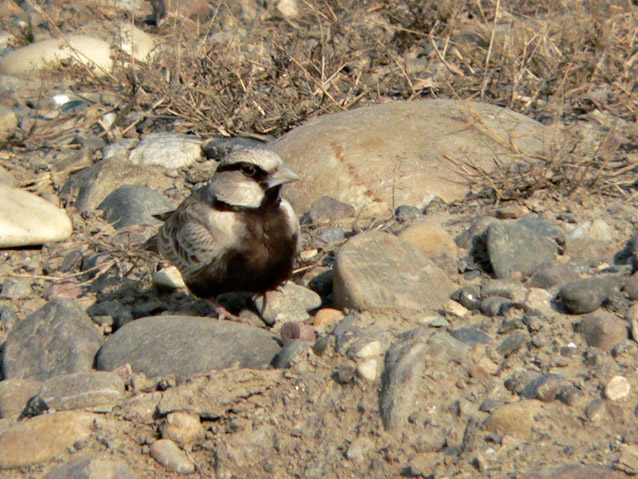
6, 0, 638, 203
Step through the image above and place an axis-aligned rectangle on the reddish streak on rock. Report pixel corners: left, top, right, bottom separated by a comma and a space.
330, 140, 381, 201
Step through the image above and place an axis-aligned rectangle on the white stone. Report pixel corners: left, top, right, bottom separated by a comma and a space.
152, 266, 186, 290
0, 36, 113, 77
356, 359, 378, 382
112, 23, 158, 62
354, 340, 382, 359
0, 185, 72, 247
127, 133, 203, 169
604, 375, 630, 401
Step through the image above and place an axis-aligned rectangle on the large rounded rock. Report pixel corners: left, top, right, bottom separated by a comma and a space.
270, 100, 549, 216
0, 36, 112, 77
96, 316, 282, 381
0, 185, 72, 247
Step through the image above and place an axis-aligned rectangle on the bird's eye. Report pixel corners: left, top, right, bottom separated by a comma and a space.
241, 165, 257, 176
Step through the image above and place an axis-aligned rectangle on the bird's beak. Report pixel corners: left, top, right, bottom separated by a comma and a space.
268, 165, 300, 188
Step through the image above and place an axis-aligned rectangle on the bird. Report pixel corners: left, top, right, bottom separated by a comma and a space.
156, 147, 300, 322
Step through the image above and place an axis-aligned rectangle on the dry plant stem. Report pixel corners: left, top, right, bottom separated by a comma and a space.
480, 0, 500, 99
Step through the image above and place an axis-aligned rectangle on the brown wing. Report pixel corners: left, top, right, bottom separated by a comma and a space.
157, 195, 228, 280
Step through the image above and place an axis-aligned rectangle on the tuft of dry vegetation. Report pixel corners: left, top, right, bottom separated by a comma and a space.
5, 0, 638, 203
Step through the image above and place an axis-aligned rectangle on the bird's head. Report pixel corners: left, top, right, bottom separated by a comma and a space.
207, 148, 299, 209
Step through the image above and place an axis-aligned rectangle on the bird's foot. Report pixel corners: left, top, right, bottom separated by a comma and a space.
207, 300, 251, 324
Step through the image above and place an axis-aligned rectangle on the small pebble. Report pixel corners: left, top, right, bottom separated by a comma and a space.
444, 299, 469, 318
161, 411, 205, 450
356, 359, 378, 382
280, 322, 316, 343
44, 281, 82, 300
150, 439, 195, 474
152, 266, 186, 290
604, 375, 630, 401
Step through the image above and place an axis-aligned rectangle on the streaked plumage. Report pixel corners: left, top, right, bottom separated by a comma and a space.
157, 148, 300, 320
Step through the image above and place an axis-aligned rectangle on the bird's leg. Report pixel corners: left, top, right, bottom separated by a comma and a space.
205, 299, 251, 324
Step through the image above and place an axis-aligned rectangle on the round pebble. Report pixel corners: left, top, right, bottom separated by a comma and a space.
604, 375, 630, 401
150, 439, 195, 474
356, 359, 378, 382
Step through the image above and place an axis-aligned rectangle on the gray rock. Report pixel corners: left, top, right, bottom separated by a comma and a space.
150, 439, 195, 474
315, 226, 346, 245
528, 262, 580, 289
270, 100, 550, 217
497, 332, 527, 357
127, 132, 203, 169
254, 282, 322, 325
452, 285, 481, 310
394, 205, 422, 222
98, 185, 174, 229
623, 273, 638, 300
559, 275, 623, 314
379, 337, 427, 431
480, 296, 515, 317
96, 316, 281, 382
38, 371, 125, 412
577, 312, 628, 352
1, 278, 32, 299
62, 159, 171, 214
487, 220, 557, 279
271, 339, 310, 368
0, 378, 43, 418
333, 231, 455, 313
308, 196, 356, 223
450, 327, 492, 346
3, 299, 103, 381
517, 215, 562, 240
43, 455, 135, 479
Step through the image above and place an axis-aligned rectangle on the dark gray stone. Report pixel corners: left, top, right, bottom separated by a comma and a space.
96, 316, 282, 382
497, 332, 527, 357
3, 299, 103, 381
452, 285, 481, 310
517, 215, 562, 240
450, 327, 492, 346
308, 196, 356, 223
559, 275, 623, 314
271, 339, 310, 368
98, 185, 174, 229
528, 262, 581, 289
480, 296, 515, 317
379, 337, 427, 431
577, 312, 628, 352
486, 220, 557, 279
394, 205, 421, 222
